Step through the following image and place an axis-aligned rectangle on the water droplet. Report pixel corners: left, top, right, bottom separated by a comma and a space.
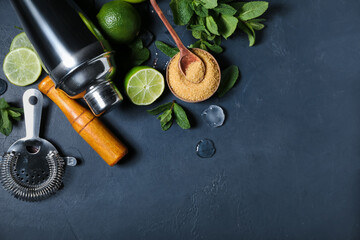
196, 139, 216, 158
201, 105, 225, 127
0, 78, 8, 96
152, 57, 158, 68
65, 157, 77, 167
161, 61, 170, 71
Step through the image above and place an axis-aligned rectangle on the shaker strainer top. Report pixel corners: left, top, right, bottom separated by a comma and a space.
0, 89, 65, 201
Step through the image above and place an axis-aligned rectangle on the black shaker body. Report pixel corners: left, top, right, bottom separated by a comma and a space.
10, 0, 122, 116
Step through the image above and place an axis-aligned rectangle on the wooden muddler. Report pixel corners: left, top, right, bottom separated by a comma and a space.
38, 76, 127, 166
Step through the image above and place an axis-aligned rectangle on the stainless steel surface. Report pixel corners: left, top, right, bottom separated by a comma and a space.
10, 0, 99, 72
10, 0, 123, 115
23, 88, 43, 140
0, 89, 65, 201
84, 81, 123, 116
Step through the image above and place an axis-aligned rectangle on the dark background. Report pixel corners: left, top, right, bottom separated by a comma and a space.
1, 0, 360, 239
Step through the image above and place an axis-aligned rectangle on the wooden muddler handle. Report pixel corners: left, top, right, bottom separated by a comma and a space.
38, 76, 127, 166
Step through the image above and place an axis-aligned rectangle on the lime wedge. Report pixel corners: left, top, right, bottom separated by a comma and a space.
124, 66, 165, 105
3, 47, 42, 86
10, 32, 48, 73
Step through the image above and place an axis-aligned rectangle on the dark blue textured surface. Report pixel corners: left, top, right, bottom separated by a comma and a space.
1, 0, 360, 239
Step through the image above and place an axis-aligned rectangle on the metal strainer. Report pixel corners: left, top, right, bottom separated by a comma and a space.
0, 89, 65, 201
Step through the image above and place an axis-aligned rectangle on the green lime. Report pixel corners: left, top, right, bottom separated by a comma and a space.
10, 32, 48, 73
97, 0, 141, 44
3, 48, 42, 86
124, 66, 165, 105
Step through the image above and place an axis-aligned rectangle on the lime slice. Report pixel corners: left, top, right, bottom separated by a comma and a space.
3, 47, 42, 86
10, 32, 33, 51
10, 32, 48, 73
124, 66, 165, 105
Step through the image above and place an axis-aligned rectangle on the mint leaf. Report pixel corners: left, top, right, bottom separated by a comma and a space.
218, 14, 238, 39
200, 41, 208, 50
248, 19, 265, 30
0, 109, 12, 136
214, 36, 222, 45
8, 110, 21, 119
217, 65, 240, 97
170, 0, 194, 25
213, 4, 237, 15
238, 1, 269, 21
189, 24, 207, 31
155, 41, 179, 58
248, 18, 266, 23
192, 30, 202, 39
161, 120, 173, 131
148, 102, 191, 131
0, 98, 10, 110
173, 103, 190, 129
128, 38, 150, 66
7, 107, 23, 113
206, 16, 219, 35
229, 2, 245, 13
203, 41, 223, 53
189, 40, 202, 48
201, 0, 218, 9
0, 99, 23, 136
158, 109, 173, 131
158, 109, 172, 122
193, 4, 208, 17
147, 102, 173, 115
244, 21, 256, 46
238, 21, 255, 46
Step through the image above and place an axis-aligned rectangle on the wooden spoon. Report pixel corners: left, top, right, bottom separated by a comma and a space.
150, 0, 205, 83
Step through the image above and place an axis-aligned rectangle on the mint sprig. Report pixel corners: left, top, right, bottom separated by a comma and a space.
128, 38, 150, 66
148, 101, 191, 131
0, 98, 23, 136
168, 0, 269, 51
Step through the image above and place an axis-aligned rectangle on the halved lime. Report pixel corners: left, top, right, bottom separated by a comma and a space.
124, 66, 165, 105
10, 32, 48, 73
3, 47, 42, 86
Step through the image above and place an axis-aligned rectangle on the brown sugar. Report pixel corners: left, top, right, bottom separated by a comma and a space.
184, 59, 205, 83
167, 49, 220, 102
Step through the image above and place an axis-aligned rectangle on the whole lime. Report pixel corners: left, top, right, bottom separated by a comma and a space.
97, 0, 141, 44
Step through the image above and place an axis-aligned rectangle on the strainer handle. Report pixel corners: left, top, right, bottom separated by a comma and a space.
23, 89, 43, 139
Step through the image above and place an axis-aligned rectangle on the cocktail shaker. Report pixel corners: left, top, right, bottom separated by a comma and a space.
10, 0, 122, 116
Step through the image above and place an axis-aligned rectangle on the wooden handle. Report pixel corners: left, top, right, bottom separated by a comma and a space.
38, 76, 127, 166
150, 0, 187, 55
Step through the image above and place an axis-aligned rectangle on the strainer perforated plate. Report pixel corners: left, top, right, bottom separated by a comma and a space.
0, 151, 64, 201
0, 89, 65, 201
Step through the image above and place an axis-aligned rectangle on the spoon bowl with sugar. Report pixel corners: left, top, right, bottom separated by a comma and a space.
150, 0, 206, 83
